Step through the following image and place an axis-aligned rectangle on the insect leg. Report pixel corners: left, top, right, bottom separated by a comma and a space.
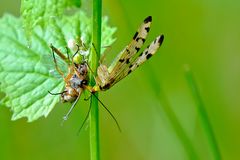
72, 44, 80, 61
77, 95, 93, 135
65, 46, 70, 63
61, 90, 82, 124
99, 45, 112, 64
83, 85, 121, 132
85, 62, 98, 83
50, 44, 68, 62
91, 42, 101, 61
91, 93, 121, 132
84, 94, 92, 101
50, 44, 65, 78
48, 90, 66, 95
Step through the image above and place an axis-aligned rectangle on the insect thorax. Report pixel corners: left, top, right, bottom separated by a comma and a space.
61, 61, 89, 102
75, 62, 88, 76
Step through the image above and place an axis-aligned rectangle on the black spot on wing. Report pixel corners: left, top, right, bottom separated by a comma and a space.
142, 38, 146, 43
146, 53, 152, 59
145, 27, 150, 32
119, 59, 125, 63
128, 70, 132, 75
133, 32, 138, 40
158, 35, 164, 45
154, 38, 157, 43
103, 83, 111, 90
126, 49, 130, 54
135, 47, 140, 52
144, 16, 152, 23
126, 58, 130, 64
74, 63, 78, 67
136, 37, 146, 43
144, 45, 150, 53
144, 51, 148, 55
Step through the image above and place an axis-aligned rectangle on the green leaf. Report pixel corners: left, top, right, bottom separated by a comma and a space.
0, 12, 116, 122
101, 17, 117, 53
20, 0, 82, 40
67, 0, 82, 8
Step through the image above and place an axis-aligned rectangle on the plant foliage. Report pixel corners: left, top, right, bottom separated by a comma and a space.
0, 1, 116, 122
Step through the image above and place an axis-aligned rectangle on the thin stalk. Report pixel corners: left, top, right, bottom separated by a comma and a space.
184, 65, 221, 160
121, 11, 198, 158
144, 65, 198, 159
157, 89, 198, 159
90, 0, 102, 160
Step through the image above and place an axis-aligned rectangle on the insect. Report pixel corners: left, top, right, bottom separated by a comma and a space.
48, 44, 90, 121
48, 16, 164, 131
48, 43, 120, 130
92, 16, 164, 92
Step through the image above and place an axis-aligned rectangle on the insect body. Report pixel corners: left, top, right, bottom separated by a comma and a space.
92, 16, 164, 92
49, 44, 89, 120
49, 16, 164, 129
49, 44, 121, 129
61, 63, 88, 102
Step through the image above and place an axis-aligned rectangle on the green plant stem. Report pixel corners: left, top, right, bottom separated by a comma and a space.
184, 65, 221, 160
90, 92, 100, 160
89, 0, 102, 160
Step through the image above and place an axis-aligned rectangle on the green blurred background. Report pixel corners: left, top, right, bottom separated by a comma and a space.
1, 0, 240, 159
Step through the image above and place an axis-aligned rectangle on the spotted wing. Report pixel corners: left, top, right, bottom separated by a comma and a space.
117, 35, 164, 81
108, 16, 152, 77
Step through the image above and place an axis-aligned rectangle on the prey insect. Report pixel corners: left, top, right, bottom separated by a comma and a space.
48, 16, 164, 132
49, 44, 89, 121
48, 43, 121, 131
92, 16, 164, 92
